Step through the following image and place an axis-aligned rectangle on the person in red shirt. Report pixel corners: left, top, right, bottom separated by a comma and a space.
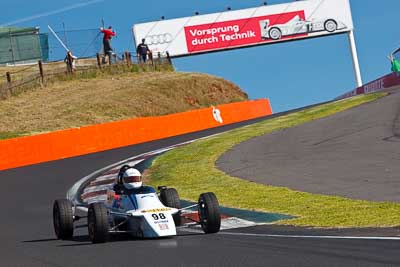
100, 26, 116, 63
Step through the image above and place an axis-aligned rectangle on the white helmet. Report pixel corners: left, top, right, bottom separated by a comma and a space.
122, 168, 142, 189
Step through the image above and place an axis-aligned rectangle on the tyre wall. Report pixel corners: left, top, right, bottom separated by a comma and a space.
0, 99, 272, 171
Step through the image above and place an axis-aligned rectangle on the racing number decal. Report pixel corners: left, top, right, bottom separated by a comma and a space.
152, 213, 166, 220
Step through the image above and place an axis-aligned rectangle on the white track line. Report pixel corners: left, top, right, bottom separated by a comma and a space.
219, 231, 400, 241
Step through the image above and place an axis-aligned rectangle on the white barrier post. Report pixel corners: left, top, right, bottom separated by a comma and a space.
348, 30, 363, 87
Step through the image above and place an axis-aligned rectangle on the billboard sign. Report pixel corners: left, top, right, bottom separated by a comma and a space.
133, 0, 354, 57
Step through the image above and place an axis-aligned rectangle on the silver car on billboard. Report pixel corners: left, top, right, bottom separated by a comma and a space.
260, 15, 347, 40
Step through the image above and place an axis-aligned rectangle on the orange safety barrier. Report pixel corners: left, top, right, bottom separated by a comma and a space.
0, 99, 272, 171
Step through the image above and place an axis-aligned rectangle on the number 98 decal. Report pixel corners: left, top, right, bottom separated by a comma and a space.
152, 213, 166, 220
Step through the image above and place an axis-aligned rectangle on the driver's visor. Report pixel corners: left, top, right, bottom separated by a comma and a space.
124, 176, 141, 183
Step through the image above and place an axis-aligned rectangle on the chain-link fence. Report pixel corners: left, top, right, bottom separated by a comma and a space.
0, 28, 104, 65
48, 28, 103, 61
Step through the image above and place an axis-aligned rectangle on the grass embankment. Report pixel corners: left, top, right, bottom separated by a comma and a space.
145, 93, 400, 228
0, 71, 247, 140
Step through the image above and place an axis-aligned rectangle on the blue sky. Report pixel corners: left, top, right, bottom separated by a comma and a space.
2, 0, 399, 112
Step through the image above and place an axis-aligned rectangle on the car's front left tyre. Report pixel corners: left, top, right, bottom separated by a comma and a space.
198, 192, 221, 234
53, 199, 74, 240
88, 202, 109, 243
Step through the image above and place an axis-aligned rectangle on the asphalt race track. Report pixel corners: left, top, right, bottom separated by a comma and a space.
218, 87, 400, 202
1, 99, 399, 266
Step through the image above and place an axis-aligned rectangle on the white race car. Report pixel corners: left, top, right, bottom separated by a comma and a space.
260, 15, 347, 40
53, 166, 221, 243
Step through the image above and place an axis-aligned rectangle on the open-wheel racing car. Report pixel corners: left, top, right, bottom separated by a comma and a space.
53, 165, 221, 243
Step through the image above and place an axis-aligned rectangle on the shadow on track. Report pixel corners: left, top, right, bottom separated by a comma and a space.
22, 238, 58, 243
22, 231, 204, 248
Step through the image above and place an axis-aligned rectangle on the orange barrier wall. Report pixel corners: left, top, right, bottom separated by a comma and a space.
0, 99, 272, 171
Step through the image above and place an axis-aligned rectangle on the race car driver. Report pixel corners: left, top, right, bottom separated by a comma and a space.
113, 165, 143, 195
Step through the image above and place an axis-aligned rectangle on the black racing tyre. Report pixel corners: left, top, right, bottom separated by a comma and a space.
198, 192, 221, 234
324, 19, 337, 32
268, 27, 282, 40
53, 199, 74, 240
88, 203, 109, 243
160, 188, 181, 226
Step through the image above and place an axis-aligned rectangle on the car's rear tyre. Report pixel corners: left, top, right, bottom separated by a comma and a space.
53, 199, 74, 240
324, 19, 337, 32
160, 188, 181, 226
88, 203, 109, 243
198, 192, 221, 234
269, 27, 282, 40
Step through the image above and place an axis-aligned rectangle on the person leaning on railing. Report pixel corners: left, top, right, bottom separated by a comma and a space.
64, 51, 77, 72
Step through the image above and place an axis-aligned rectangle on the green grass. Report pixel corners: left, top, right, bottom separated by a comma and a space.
146, 93, 400, 228
0, 132, 26, 139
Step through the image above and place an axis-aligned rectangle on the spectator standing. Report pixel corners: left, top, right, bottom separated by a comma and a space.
136, 38, 151, 63
100, 26, 116, 64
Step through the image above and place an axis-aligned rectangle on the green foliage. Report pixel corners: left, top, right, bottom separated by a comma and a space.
0, 131, 26, 139
130, 65, 140, 73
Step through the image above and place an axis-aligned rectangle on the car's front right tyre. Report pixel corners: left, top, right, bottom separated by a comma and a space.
87, 202, 109, 243
53, 199, 74, 240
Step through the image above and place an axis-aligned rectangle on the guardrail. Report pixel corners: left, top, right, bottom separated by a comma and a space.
336, 72, 400, 100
